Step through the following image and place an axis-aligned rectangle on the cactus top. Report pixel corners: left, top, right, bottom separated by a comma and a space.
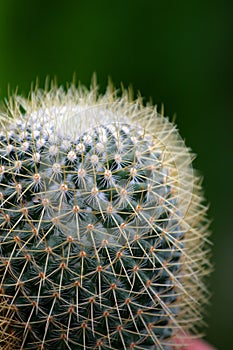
0, 83, 210, 350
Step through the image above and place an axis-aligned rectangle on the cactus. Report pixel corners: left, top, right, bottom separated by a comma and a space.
0, 82, 211, 350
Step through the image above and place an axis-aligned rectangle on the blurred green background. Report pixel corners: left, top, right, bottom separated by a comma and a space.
0, 0, 232, 348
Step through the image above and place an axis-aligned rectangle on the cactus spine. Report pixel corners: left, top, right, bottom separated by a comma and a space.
0, 82, 210, 349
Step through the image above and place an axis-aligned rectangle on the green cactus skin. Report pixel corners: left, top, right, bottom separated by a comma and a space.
0, 83, 211, 350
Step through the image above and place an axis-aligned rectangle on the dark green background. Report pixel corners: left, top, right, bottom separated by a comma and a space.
0, 1, 232, 349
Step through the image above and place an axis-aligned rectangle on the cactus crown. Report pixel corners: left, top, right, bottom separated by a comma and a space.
0, 82, 210, 350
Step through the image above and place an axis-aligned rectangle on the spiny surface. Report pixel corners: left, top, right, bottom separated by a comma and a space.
0, 85, 210, 350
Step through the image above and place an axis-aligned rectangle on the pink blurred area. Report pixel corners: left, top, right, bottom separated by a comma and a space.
187, 339, 216, 350
173, 336, 217, 350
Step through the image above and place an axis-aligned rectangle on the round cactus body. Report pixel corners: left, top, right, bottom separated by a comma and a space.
0, 83, 210, 350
